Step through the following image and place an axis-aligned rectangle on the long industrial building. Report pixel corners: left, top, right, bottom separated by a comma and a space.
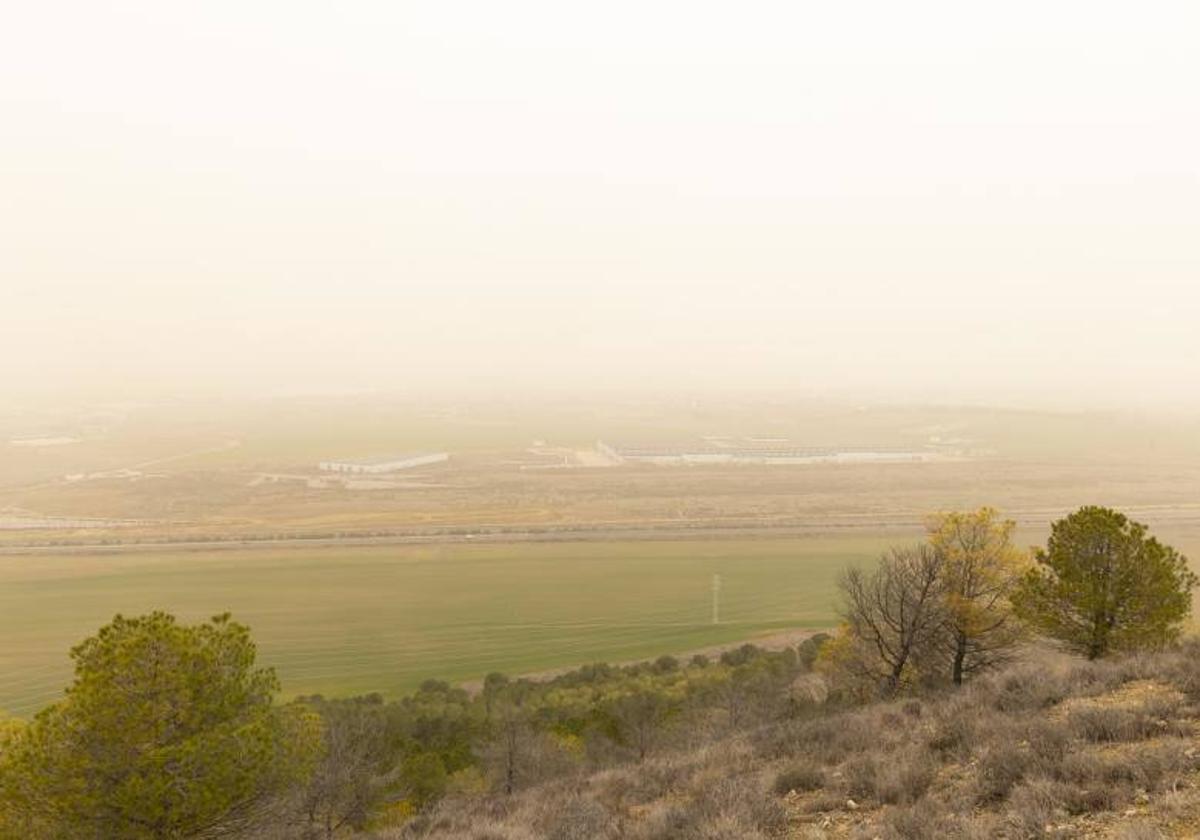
318, 452, 449, 474
596, 440, 934, 465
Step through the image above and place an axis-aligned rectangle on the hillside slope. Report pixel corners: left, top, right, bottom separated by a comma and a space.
388, 646, 1200, 840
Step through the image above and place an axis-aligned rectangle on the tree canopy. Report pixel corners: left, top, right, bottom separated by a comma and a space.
1012, 506, 1197, 659
926, 507, 1026, 684
0, 612, 321, 839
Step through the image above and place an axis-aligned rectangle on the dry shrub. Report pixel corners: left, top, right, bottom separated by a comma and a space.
1004, 778, 1068, 838
541, 795, 621, 840
1006, 771, 1127, 818
989, 664, 1069, 712
880, 798, 998, 840
843, 747, 935, 805
773, 762, 825, 795
1058, 781, 1124, 814
1064, 655, 1149, 696
880, 799, 944, 840
1154, 639, 1200, 703
975, 742, 1031, 802
842, 753, 878, 800
1067, 707, 1164, 743
1023, 719, 1070, 769
639, 775, 786, 840
776, 712, 877, 765
593, 757, 689, 809
1060, 738, 1194, 792
927, 701, 980, 757
751, 719, 812, 762
875, 747, 936, 805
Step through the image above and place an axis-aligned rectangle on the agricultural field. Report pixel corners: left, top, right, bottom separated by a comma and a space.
0, 535, 901, 718
2, 398, 1198, 548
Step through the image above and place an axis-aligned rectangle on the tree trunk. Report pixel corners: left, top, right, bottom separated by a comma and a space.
952, 633, 967, 685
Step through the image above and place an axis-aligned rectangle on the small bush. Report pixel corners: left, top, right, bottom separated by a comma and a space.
842, 753, 878, 799
773, 763, 825, 795
975, 743, 1030, 802
927, 702, 979, 757
783, 713, 877, 764
1067, 707, 1162, 743
991, 666, 1069, 712
875, 748, 936, 805
843, 748, 935, 805
796, 633, 832, 670
595, 759, 688, 808
1005, 779, 1068, 838
643, 776, 786, 840
1058, 781, 1124, 814
1024, 719, 1070, 770
542, 796, 621, 840
880, 798, 942, 840
1059, 737, 1195, 792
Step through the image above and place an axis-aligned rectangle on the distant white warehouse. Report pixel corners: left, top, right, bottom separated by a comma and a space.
318, 452, 449, 474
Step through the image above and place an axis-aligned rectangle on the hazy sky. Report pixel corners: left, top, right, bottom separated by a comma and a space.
4, 2, 1198, 409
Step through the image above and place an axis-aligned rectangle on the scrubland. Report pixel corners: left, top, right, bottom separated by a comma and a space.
391, 644, 1200, 840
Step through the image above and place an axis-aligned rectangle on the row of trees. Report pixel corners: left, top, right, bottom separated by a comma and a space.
826, 506, 1196, 697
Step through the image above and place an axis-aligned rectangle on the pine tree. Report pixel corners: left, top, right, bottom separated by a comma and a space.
0, 612, 321, 839
1013, 507, 1196, 659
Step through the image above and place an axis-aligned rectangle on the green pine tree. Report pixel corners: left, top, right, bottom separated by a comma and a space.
0, 612, 321, 839
1013, 506, 1197, 659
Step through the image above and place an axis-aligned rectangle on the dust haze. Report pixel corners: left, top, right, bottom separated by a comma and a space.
4, 1, 1199, 412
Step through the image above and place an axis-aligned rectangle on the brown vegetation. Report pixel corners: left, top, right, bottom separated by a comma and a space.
386, 645, 1200, 840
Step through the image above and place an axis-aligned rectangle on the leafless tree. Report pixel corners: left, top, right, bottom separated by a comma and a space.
838, 544, 947, 696
297, 698, 398, 839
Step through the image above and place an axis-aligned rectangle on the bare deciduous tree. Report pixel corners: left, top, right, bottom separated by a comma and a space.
837, 545, 947, 696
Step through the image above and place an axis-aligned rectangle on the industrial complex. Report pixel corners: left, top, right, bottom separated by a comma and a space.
318, 452, 450, 474
595, 440, 936, 465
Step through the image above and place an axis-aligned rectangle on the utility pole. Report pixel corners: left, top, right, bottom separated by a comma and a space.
712, 573, 721, 625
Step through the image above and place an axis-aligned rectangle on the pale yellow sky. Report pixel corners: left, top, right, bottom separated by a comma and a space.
3, 2, 1198, 409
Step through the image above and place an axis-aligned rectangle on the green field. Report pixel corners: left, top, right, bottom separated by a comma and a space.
0, 536, 896, 717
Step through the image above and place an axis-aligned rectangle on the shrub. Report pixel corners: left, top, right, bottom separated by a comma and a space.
1067, 707, 1162, 743
843, 747, 935, 805
927, 703, 979, 757
880, 798, 984, 840
1005, 779, 1068, 838
773, 763, 824, 795
796, 633, 832, 670
1024, 719, 1070, 770
543, 796, 621, 840
594, 758, 688, 808
1058, 781, 1124, 814
875, 747, 936, 805
1059, 738, 1195, 793
881, 798, 942, 840
642, 776, 786, 840
775, 713, 877, 765
975, 743, 1030, 802
843, 753, 878, 799
990, 665, 1069, 712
